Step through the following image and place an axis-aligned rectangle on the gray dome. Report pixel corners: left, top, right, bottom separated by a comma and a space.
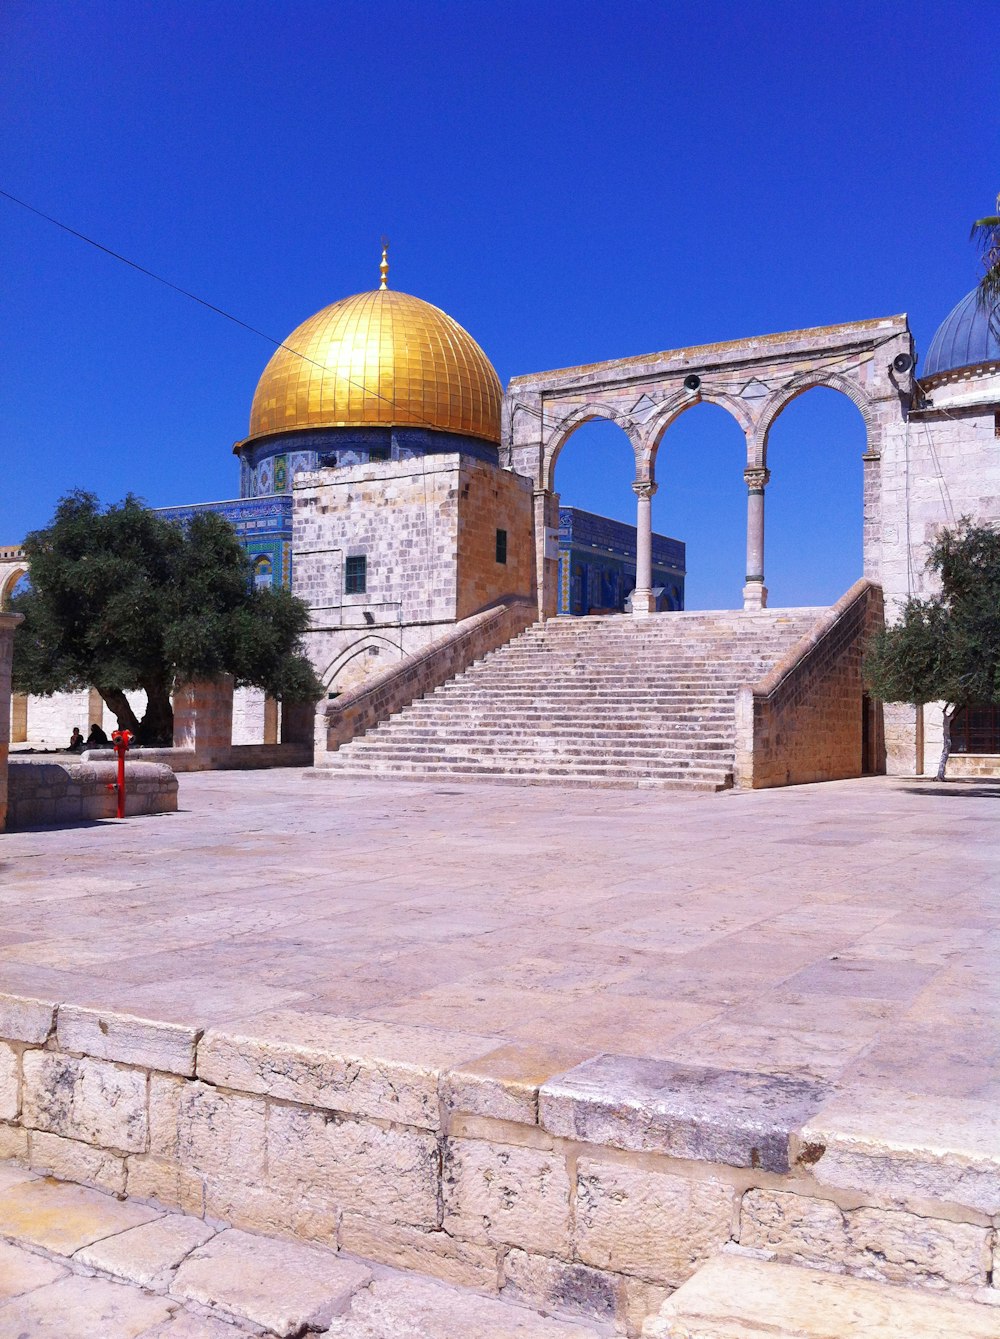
923, 287, 1000, 378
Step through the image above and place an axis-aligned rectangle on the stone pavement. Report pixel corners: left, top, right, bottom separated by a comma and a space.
0, 769, 997, 1101
0, 1162, 609, 1337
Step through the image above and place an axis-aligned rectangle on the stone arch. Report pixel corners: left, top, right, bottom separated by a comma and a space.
322, 634, 403, 694
542, 403, 642, 493
0, 563, 29, 610
641, 391, 756, 478
756, 371, 876, 467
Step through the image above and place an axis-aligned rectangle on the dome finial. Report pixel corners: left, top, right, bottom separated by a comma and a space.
379, 236, 389, 290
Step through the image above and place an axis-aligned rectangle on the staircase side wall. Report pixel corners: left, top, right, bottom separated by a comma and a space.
734, 581, 884, 789
316, 597, 537, 763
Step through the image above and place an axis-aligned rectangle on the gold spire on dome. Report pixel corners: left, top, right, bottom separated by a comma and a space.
379, 239, 389, 290
245, 283, 502, 445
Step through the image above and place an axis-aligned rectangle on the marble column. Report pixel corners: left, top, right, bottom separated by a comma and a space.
742, 467, 770, 610
631, 480, 658, 617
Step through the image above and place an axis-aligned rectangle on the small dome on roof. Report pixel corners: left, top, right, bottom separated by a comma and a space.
923, 288, 1000, 379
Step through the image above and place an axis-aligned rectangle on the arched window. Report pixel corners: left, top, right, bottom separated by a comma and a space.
253, 555, 273, 591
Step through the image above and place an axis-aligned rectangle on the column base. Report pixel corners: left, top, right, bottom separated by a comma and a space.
742, 580, 768, 611
630, 589, 656, 617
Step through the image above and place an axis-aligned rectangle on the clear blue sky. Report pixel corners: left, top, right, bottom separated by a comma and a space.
2, 1, 997, 608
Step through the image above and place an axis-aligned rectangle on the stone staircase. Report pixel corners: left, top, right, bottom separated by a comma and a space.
318, 608, 823, 789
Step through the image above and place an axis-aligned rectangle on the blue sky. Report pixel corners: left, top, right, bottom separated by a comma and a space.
2, 0, 997, 608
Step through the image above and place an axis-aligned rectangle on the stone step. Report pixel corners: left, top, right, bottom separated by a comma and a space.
339, 744, 733, 765
642, 1255, 1000, 1338
318, 762, 730, 790
367, 727, 733, 744
0, 1164, 610, 1339
321, 758, 732, 786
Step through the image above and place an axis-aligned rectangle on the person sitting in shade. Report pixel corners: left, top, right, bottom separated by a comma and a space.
84, 722, 109, 749
68, 726, 84, 752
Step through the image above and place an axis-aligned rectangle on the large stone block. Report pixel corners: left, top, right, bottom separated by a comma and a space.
0, 1274, 174, 1339
800, 1089, 1000, 1214
0, 1043, 17, 1121
642, 1254, 1000, 1339
0, 1174, 160, 1254
75, 1213, 217, 1289
502, 1248, 621, 1326
574, 1158, 735, 1286
444, 1043, 592, 1126
541, 1055, 828, 1173
169, 1227, 371, 1337
57, 1004, 197, 1077
21, 1051, 148, 1153
740, 1187, 990, 1288
198, 1011, 497, 1129
0, 992, 54, 1043
442, 1138, 572, 1254
340, 1214, 501, 1291
176, 1081, 266, 1179
267, 1101, 439, 1228
29, 1130, 126, 1195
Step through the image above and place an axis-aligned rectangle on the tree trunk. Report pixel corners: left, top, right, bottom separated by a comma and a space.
97, 687, 141, 736
936, 704, 954, 782
139, 677, 174, 747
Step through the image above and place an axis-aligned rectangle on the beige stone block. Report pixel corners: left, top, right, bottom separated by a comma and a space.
149, 1071, 186, 1157
442, 1138, 571, 1254
0, 992, 54, 1043
641, 1254, 1000, 1339
0, 1123, 28, 1161
57, 1003, 197, 1076
502, 1247, 621, 1326
444, 1043, 592, 1126
622, 1278, 671, 1338
170, 1226, 371, 1336
574, 1159, 734, 1287
326, 1273, 607, 1339
268, 1102, 439, 1228
176, 1080, 266, 1179
75, 1212, 217, 1288
125, 1155, 205, 1215
29, 1129, 126, 1194
0, 1238, 67, 1299
800, 1089, 1000, 1213
740, 1187, 990, 1288
198, 1011, 498, 1129
0, 1043, 17, 1121
0, 1273, 174, 1339
0, 1161, 34, 1194
21, 1050, 148, 1153
340, 1213, 500, 1291
0, 1174, 160, 1254
203, 1173, 339, 1245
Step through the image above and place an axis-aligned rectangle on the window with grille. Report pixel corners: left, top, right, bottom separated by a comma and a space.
952, 704, 1000, 754
495, 528, 507, 564
345, 555, 367, 595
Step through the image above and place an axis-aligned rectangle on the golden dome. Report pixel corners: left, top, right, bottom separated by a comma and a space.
247, 288, 502, 444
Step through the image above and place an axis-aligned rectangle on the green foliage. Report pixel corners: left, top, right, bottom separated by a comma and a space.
11, 491, 321, 744
970, 191, 1000, 319
864, 520, 1000, 712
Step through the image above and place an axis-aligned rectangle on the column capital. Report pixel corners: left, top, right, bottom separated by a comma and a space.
743, 467, 771, 493
631, 480, 659, 500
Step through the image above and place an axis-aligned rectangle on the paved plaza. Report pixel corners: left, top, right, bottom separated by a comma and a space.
2, 768, 997, 1100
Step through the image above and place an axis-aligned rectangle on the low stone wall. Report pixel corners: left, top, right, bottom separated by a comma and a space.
0, 996, 994, 1335
6, 759, 178, 828
947, 754, 1000, 779
84, 742, 312, 773
734, 580, 884, 789
316, 596, 537, 763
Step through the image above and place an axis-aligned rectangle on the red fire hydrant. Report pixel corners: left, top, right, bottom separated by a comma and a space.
109, 729, 133, 819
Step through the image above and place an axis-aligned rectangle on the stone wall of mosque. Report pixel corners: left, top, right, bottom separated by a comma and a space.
293, 453, 535, 695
